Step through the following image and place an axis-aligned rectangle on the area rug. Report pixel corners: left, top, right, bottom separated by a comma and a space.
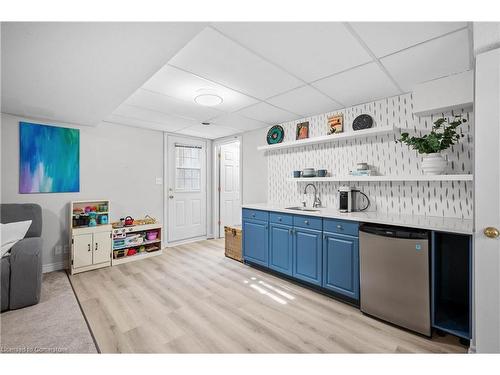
0, 271, 97, 353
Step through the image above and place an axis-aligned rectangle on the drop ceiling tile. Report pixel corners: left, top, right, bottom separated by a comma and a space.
142, 65, 258, 112
105, 114, 187, 133
236, 102, 300, 124
112, 104, 197, 130
176, 124, 239, 139
124, 89, 222, 122
209, 113, 268, 132
312, 63, 401, 107
213, 22, 372, 82
350, 22, 468, 57
267, 85, 343, 117
169, 27, 303, 99
381, 29, 471, 92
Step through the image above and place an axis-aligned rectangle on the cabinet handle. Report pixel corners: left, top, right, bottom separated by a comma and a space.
88, 244, 91, 252
289, 229, 292, 235
252, 214, 256, 218
95, 242, 98, 251
278, 217, 282, 221
337, 225, 343, 230
304, 220, 309, 225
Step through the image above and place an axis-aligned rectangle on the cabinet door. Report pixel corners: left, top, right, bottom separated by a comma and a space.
73, 233, 93, 269
243, 219, 269, 267
93, 231, 111, 264
293, 227, 322, 286
323, 232, 359, 300
269, 223, 293, 275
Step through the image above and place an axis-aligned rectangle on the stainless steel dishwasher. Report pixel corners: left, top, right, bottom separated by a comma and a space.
359, 223, 431, 336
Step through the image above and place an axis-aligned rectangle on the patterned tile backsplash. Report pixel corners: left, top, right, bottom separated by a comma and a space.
267, 93, 473, 219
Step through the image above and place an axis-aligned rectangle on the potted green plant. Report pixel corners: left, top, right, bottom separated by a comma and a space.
396, 115, 466, 175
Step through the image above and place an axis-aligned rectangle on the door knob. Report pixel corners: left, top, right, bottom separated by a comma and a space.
484, 227, 499, 238
169, 195, 174, 199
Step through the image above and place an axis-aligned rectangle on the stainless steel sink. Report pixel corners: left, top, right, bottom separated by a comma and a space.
285, 206, 320, 212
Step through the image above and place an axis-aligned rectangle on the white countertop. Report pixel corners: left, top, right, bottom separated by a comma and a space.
242, 203, 474, 235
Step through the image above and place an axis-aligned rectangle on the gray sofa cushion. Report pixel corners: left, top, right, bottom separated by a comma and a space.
1, 203, 42, 238
1, 256, 10, 311
9, 237, 43, 309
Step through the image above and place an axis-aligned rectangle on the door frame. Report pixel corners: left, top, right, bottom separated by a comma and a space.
473, 47, 500, 353
163, 132, 213, 247
212, 135, 242, 238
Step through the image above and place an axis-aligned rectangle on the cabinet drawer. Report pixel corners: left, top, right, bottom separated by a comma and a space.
293, 215, 322, 231
323, 218, 359, 237
242, 209, 269, 222
270, 212, 293, 225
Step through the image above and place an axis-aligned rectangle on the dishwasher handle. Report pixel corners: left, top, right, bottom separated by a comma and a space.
359, 223, 428, 240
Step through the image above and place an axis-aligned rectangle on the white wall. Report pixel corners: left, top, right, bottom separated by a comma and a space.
1, 113, 164, 270
473, 22, 500, 55
241, 127, 268, 204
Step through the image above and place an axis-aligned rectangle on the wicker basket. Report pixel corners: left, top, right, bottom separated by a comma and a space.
224, 225, 243, 262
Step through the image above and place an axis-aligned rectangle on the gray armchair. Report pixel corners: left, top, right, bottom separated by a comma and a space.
1, 203, 43, 312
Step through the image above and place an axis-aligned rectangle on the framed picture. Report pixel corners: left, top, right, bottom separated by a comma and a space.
19, 122, 80, 193
296, 121, 309, 140
328, 114, 343, 134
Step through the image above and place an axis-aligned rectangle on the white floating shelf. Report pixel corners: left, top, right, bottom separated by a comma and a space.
257, 125, 397, 151
287, 174, 474, 182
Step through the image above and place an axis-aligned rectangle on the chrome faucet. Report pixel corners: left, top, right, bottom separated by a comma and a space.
303, 183, 322, 208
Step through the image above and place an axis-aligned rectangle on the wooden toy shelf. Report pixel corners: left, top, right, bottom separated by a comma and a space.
111, 223, 163, 266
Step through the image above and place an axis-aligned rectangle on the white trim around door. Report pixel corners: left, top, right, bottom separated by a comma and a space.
212, 135, 243, 238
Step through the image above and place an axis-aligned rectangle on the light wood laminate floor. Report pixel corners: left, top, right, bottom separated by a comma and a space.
69, 239, 467, 353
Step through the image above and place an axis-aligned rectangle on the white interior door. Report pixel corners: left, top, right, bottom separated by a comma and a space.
219, 141, 241, 236
168, 136, 207, 243
474, 47, 500, 353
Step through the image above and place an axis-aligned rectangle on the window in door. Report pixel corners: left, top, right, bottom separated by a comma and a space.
175, 144, 201, 191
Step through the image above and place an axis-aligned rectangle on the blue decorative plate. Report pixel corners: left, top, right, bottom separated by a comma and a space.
267, 125, 284, 145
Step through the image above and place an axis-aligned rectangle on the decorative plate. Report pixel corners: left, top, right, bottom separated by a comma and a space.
352, 114, 373, 131
267, 125, 284, 145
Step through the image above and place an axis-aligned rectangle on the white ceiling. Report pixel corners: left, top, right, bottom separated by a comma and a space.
1, 22, 206, 126
1, 22, 472, 139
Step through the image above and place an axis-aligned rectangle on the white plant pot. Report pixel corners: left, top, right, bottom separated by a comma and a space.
421, 152, 447, 175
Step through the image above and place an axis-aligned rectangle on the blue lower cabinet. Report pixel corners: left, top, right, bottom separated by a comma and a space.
322, 232, 359, 300
269, 223, 293, 276
293, 227, 322, 286
243, 219, 269, 267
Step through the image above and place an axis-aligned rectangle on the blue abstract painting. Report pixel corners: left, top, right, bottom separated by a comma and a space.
19, 122, 80, 193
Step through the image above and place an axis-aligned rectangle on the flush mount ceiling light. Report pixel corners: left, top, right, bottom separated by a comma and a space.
194, 88, 223, 107
194, 94, 223, 106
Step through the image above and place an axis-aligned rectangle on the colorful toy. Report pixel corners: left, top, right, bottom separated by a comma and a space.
88, 212, 97, 227
146, 231, 158, 241
100, 215, 108, 225
127, 248, 137, 256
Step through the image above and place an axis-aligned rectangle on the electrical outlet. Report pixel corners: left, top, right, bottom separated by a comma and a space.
54, 245, 62, 255
155, 177, 163, 185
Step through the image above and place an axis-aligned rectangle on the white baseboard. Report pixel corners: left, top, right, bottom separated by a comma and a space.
42, 260, 68, 273
165, 236, 208, 247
